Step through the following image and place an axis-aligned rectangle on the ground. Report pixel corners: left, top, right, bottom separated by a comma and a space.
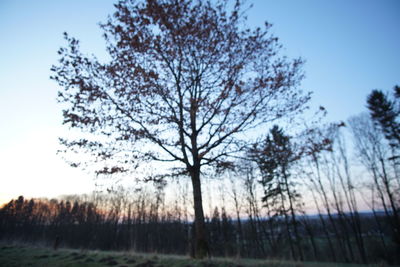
0, 243, 395, 267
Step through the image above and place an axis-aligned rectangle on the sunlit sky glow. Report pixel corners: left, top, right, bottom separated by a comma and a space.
0, 0, 399, 205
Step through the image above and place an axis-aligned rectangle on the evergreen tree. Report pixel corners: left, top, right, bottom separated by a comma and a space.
367, 85, 400, 149
249, 125, 303, 260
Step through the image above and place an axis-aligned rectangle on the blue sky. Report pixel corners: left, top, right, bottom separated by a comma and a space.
0, 0, 399, 204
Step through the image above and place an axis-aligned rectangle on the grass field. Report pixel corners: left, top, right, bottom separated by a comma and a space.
0, 243, 396, 267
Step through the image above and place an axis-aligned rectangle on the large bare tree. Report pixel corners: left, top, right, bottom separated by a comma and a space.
51, 0, 309, 258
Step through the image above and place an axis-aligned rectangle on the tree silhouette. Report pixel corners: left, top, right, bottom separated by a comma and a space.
51, 0, 309, 258
249, 125, 303, 260
367, 85, 400, 149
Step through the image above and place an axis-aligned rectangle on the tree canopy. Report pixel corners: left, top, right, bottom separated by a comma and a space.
51, 0, 310, 258
367, 85, 400, 149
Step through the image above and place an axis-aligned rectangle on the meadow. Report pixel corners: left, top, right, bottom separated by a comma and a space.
0, 243, 396, 267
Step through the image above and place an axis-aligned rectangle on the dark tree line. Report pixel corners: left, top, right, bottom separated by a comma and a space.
0, 195, 190, 254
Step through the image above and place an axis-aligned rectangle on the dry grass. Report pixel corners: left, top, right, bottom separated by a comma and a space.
0, 243, 396, 267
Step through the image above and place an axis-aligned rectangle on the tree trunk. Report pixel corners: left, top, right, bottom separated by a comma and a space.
283, 170, 304, 261
190, 166, 209, 259
279, 186, 296, 260
302, 217, 318, 261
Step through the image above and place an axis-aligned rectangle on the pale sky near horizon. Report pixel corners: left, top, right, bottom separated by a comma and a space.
0, 0, 399, 206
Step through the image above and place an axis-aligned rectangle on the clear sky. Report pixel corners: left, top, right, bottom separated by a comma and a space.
0, 0, 399, 205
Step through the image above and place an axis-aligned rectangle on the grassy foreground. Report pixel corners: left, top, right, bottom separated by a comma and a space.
0, 244, 395, 267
